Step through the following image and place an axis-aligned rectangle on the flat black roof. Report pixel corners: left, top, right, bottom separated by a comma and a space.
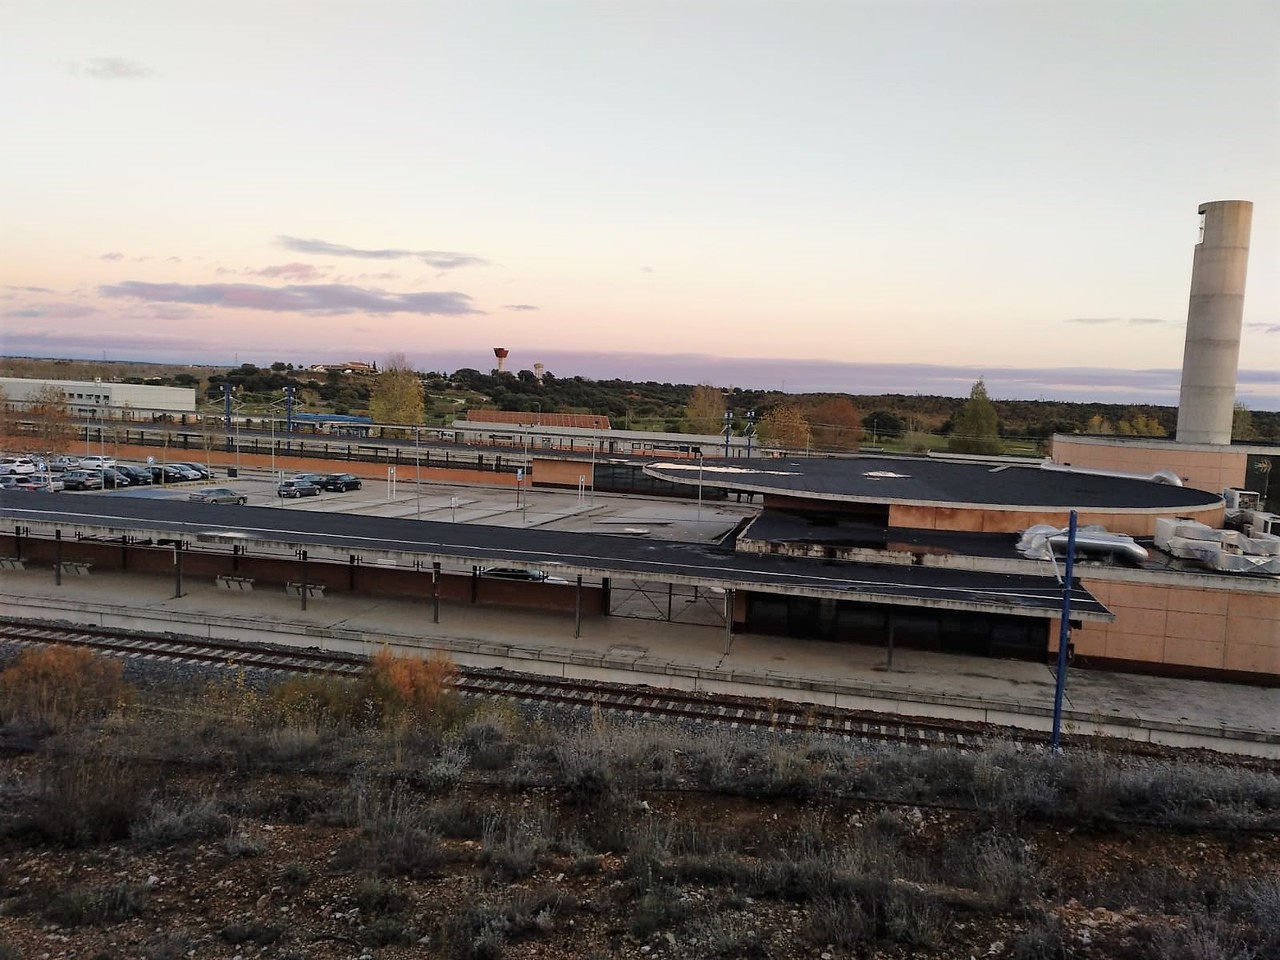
0, 492, 1109, 622
643, 455, 1223, 511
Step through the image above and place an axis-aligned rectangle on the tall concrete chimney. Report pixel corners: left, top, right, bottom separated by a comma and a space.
1176, 200, 1252, 444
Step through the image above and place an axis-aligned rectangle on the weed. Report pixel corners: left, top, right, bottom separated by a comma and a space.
279, 862, 311, 888
0, 645, 131, 730
354, 877, 408, 916
223, 821, 268, 858
359, 915, 416, 947
1009, 918, 1068, 960
24, 752, 148, 847
629, 884, 689, 938
44, 882, 149, 926
218, 922, 285, 945
131, 795, 226, 848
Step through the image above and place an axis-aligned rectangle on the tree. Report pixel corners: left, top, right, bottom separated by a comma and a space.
949, 379, 1002, 455
758, 404, 811, 451
368, 353, 424, 426
808, 397, 862, 452
28, 383, 75, 453
0, 384, 15, 449
1233, 403, 1260, 442
685, 384, 725, 436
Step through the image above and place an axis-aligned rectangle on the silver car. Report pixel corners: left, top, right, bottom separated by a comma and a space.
188, 487, 248, 505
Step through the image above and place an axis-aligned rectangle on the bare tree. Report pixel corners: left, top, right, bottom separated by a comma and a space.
28, 384, 75, 454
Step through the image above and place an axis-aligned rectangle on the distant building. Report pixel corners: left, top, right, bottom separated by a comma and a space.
308, 361, 376, 375
0, 377, 195, 415
464, 409, 612, 430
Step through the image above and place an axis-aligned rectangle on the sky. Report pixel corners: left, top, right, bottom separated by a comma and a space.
1, 0, 1278, 407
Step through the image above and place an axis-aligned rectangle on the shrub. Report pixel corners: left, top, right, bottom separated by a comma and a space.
337, 783, 444, 877
44, 882, 149, 926
24, 753, 148, 846
259, 673, 362, 729
131, 795, 226, 848
0, 645, 131, 729
361, 648, 459, 730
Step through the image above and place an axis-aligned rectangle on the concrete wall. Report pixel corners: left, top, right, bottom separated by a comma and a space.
533, 457, 594, 489
1050, 572, 1279, 683
1050, 435, 1253, 496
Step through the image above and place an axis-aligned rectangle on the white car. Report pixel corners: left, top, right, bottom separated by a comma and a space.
81, 455, 117, 470
29, 473, 65, 492
0, 456, 37, 475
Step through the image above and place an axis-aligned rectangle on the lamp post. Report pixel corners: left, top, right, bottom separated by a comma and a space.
696, 450, 704, 527
1050, 510, 1079, 755
745, 410, 756, 458
414, 426, 421, 520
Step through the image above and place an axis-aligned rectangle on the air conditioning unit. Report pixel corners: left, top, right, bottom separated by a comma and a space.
1223, 488, 1261, 512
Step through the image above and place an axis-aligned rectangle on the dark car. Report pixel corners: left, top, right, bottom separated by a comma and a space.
479, 567, 569, 584
290, 473, 330, 489
115, 465, 154, 485
149, 464, 193, 484
322, 473, 363, 492
99, 467, 132, 489
62, 470, 104, 491
173, 462, 215, 479
277, 479, 321, 498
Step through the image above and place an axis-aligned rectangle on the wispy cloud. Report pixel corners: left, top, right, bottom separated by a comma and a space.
1245, 321, 1280, 335
6, 285, 53, 294
253, 263, 328, 281
276, 235, 487, 270
98, 252, 124, 261
3, 302, 101, 321
1066, 317, 1171, 326
502, 304, 539, 311
100, 280, 481, 316
75, 57, 155, 80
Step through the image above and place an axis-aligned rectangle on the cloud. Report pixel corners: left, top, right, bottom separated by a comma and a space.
77, 57, 155, 80
1245, 321, 1280, 335
100, 280, 482, 316
165, 256, 182, 262
1065, 317, 1171, 326
253, 262, 328, 281
6, 285, 53, 294
3, 302, 101, 321
276, 235, 487, 269
99, 252, 124, 261
502, 304, 539, 311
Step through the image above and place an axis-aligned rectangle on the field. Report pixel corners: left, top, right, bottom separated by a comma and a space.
0, 646, 1276, 959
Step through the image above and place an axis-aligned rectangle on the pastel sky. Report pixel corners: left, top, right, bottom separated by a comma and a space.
2, 1, 1278, 407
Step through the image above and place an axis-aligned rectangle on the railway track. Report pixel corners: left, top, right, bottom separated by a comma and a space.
0, 619, 1014, 750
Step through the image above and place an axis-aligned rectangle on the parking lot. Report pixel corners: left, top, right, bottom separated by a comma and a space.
67, 466, 755, 544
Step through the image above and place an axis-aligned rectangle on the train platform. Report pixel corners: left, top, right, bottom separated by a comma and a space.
1, 565, 1277, 758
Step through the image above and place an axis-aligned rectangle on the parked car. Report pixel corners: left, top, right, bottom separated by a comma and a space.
62, 470, 104, 490
290, 472, 330, 489
98, 467, 131, 489
277, 479, 321, 498
322, 473, 363, 492
479, 567, 569, 584
173, 462, 215, 479
115, 465, 154, 485
80, 455, 117, 470
0, 475, 24, 490
29, 473, 65, 492
148, 464, 194, 483
0, 456, 37, 475
189, 487, 248, 505
48, 455, 82, 472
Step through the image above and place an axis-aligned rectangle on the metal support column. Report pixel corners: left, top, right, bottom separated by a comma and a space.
1051, 511, 1079, 754
471, 566, 479, 604
14, 525, 26, 561
574, 575, 583, 639
886, 616, 896, 672
54, 529, 62, 586
348, 553, 359, 591
724, 588, 735, 654
173, 541, 184, 599
432, 562, 441, 623
601, 577, 611, 616
298, 549, 308, 612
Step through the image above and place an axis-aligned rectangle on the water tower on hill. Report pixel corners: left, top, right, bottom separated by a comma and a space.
493, 347, 509, 373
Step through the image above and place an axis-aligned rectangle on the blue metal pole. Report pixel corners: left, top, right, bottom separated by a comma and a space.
1050, 509, 1078, 754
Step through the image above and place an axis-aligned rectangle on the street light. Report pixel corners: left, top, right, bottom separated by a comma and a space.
696, 450, 704, 527
415, 426, 421, 520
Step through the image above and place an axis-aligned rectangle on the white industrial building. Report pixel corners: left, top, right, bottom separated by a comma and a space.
0, 378, 197, 416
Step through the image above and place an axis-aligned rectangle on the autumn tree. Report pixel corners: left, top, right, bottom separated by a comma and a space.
27, 383, 76, 453
1233, 403, 1260, 442
808, 396, 862, 452
758, 403, 811, 451
0, 384, 15, 449
369, 352, 424, 426
949, 379, 1003, 455
685, 384, 726, 435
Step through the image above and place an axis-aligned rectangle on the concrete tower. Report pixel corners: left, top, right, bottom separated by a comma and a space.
493, 347, 509, 373
1176, 200, 1253, 444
